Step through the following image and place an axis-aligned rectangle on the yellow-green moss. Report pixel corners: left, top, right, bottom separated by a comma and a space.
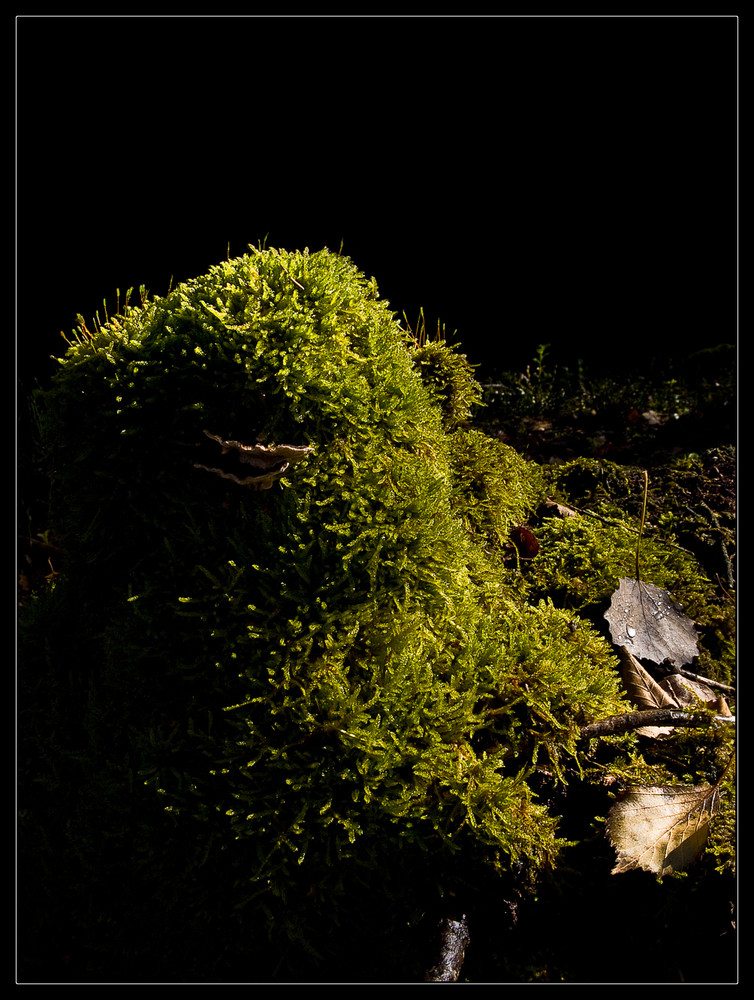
19, 250, 734, 980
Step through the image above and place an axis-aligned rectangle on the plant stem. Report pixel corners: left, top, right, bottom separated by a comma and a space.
635, 469, 648, 582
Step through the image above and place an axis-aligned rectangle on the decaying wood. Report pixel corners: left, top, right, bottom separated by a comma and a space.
424, 914, 471, 983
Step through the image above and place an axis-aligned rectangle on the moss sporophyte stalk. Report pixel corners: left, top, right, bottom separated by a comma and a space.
19, 246, 734, 980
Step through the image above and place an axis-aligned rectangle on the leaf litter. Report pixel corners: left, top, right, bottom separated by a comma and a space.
599, 473, 733, 875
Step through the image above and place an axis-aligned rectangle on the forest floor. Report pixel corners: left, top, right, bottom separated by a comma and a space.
463, 344, 737, 983
16, 342, 737, 984
474, 344, 736, 590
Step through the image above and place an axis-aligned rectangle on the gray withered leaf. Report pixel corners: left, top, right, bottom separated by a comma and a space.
604, 578, 699, 667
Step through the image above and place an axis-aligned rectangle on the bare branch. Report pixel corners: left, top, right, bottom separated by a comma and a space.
674, 667, 735, 695
580, 709, 735, 740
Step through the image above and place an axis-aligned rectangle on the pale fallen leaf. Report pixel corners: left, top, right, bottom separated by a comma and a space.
604, 578, 699, 667
606, 783, 720, 876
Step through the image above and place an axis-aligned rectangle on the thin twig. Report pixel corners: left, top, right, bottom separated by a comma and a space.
674, 667, 735, 695
635, 469, 648, 582
580, 709, 734, 740
274, 254, 304, 291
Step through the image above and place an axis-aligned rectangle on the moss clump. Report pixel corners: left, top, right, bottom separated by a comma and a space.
410, 338, 483, 430
20, 247, 633, 979
448, 427, 545, 551
19, 247, 733, 981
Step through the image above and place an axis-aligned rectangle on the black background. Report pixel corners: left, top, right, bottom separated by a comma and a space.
17, 14, 737, 387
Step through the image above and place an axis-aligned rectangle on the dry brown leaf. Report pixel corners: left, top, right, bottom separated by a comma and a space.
604, 578, 699, 667
541, 500, 579, 519
660, 673, 718, 710
606, 784, 721, 876
716, 694, 733, 717
617, 646, 679, 736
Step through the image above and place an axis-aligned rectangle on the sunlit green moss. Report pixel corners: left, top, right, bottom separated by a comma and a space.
19, 248, 734, 980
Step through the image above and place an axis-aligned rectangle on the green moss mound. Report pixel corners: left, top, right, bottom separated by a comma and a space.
19, 247, 681, 980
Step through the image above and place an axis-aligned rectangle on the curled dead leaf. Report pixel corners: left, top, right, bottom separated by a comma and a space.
660, 673, 719, 710
716, 694, 733, 717
617, 646, 678, 736
194, 430, 314, 489
616, 647, 725, 738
